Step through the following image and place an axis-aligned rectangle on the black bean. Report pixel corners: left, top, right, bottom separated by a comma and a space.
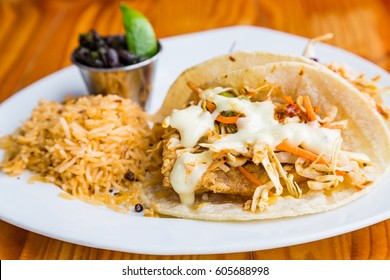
90, 29, 100, 41
83, 30, 99, 49
105, 35, 115, 47
124, 171, 135, 181
97, 47, 109, 67
85, 30, 104, 50
90, 50, 99, 60
118, 49, 138, 65
87, 51, 103, 67
75, 48, 96, 67
135, 204, 143, 212
89, 58, 104, 68
119, 35, 127, 49
79, 34, 88, 47
96, 38, 107, 49
74, 47, 90, 64
107, 48, 120, 67
106, 35, 126, 49
83, 55, 96, 67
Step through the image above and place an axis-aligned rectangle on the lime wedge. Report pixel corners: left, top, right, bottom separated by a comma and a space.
120, 4, 158, 58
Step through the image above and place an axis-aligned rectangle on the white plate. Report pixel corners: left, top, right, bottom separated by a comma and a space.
1, 26, 390, 255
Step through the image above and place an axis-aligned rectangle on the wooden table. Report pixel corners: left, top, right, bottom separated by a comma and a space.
1, 0, 390, 260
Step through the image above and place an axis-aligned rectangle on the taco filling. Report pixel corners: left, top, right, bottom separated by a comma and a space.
161, 85, 380, 212
325, 63, 390, 119
302, 33, 390, 120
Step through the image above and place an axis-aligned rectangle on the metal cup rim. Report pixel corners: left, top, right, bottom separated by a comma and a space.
71, 41, 162, 72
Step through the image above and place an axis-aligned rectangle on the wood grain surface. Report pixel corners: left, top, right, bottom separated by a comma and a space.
1, 0, 390, 260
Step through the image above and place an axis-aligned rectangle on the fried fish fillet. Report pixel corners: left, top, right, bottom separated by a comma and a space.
161, 135, 268, 196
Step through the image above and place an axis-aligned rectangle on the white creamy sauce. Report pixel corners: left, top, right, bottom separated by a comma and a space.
167, 137, 181, 150
165, 87, 342, 205
170, 151, 213, 205
164, 106, 214, 148
203, 89, 340, 155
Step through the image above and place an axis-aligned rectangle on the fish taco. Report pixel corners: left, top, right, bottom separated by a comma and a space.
143, 62, 390, 220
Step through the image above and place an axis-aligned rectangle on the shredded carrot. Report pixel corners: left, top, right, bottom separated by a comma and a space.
283, 95, 295, 105
376, 104, 389, 119
187, 82, 218, 113
313, 106, 321, 113
206, 101, 216, 112
276, 141, 327, 164
187, 81, 202, 96
212, 151, 227, 159
238, 166, 263, 186
216, 115, 239, 124
303, 95, 317, 121
335, 170, 346, 176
